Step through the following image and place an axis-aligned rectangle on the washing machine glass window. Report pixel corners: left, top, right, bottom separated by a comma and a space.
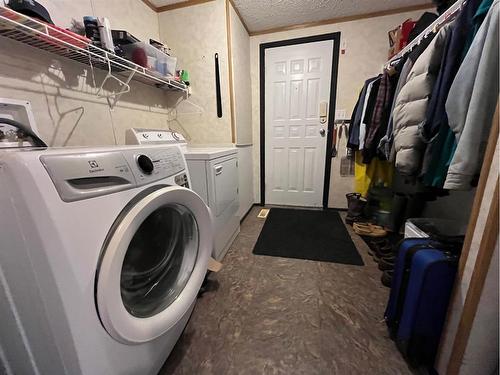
97, 185, 212, 344
121, 203, 199, 318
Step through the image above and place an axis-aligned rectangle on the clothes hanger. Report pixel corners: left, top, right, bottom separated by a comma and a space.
174, 96, 204, 114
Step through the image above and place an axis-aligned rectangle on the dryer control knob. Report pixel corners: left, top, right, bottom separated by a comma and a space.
137, 154, 154, 174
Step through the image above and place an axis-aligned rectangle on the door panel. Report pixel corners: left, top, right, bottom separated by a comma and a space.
288, 147, 301, 191
272, 148, 285, 190
290, 80, 303, 118
265, 40, 334, 207
306, 78, 320, 119
304, 147, 316, 192
273, 81, 287, 120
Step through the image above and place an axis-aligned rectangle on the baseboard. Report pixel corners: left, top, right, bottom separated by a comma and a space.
240, 203, 256, 223
216, 227, 240, 261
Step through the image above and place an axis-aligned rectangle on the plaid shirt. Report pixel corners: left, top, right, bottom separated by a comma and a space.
363, 71, 395, 162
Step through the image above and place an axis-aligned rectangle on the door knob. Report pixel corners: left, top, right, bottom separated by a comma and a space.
319, 128, 326, 137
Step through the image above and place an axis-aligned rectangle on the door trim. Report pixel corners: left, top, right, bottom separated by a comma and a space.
259, 32, 341, 208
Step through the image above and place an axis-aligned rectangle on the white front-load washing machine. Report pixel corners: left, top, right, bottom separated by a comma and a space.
125, 128, 240, 261
0, 144, 213, 374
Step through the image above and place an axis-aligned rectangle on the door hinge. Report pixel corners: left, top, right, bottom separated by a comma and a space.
236, 160, 239, 168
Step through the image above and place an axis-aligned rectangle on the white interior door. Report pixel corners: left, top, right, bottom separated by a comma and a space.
265, 40, 334, 207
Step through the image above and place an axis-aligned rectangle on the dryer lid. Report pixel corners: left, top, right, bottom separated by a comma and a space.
183, 147, 237, 160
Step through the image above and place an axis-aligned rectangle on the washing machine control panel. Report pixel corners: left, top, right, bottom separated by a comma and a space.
41, 146, 187, 202
136, 154, 154, 174
125, 147, 186, 185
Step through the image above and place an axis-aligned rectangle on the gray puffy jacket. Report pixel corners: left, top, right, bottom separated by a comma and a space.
392, 23, 453, 176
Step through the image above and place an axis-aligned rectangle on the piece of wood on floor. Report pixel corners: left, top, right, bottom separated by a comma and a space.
257, 208, 270, 218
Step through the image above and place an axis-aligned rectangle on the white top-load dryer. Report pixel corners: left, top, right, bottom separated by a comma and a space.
0, 145, 213, 375
126, 128, 240, 261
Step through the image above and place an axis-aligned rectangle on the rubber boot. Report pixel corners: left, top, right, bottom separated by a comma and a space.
346, 193, 367, 225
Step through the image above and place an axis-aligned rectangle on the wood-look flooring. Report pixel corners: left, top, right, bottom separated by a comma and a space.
160, 207, 413, 375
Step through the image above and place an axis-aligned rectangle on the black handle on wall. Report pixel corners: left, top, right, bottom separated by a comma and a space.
215, 53, 222, 118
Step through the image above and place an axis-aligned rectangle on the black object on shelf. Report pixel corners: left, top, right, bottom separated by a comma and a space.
83, 16, 100, 43
111, 30, 140, 45
215, 53, 222, 118
8, 0, 53, 24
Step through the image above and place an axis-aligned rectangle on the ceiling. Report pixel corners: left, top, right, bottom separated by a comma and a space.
148, 0, 433, 33
232, 0, 431, 33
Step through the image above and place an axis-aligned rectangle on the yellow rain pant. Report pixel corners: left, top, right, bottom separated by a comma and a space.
354, 151, 393, 197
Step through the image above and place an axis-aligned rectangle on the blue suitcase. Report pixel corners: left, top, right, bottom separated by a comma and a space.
384, 238, 461, 367
384, 238, 436, 337
396, 249, 458, 367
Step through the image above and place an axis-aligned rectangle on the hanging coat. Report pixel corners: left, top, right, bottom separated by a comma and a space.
444, 0, 499, 189
378, 32, 437, 161
422, 0, 483, 141
348, 76, 380, 149
347, 89, 362, 149
363, 71, 397, 163
391, 22, 454, 176
359, 76, 382, 151
422, 0, 489, 187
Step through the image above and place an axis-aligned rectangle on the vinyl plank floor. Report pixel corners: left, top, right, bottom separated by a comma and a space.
159, 207, 413, 375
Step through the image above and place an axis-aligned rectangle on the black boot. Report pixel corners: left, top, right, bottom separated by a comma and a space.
378, 255, 396, 271
381, 270, 394, 288
346, 193, 367, 225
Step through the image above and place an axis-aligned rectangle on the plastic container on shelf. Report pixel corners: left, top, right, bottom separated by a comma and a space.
156, 54, 177, 76
165, 55, 177, 76
122, 41, 177, 77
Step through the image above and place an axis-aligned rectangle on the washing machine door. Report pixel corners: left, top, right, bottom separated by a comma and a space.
96, 185, 213, 344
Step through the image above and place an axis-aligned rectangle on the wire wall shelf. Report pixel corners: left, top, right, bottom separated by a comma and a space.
0, 6, 188, 96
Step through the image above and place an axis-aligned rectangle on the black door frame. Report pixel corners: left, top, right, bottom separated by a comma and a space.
259, 32, 341, 209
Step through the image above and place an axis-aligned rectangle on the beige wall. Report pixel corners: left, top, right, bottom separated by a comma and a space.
229, 4, 252, 145
229, 3, 254, 216
0, 0, 173, 147
158, 0, 233, 144
249, 9, 430, 207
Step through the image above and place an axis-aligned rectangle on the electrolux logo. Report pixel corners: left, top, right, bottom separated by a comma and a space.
88, 160, 99, 168
88, 160, 104, 173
